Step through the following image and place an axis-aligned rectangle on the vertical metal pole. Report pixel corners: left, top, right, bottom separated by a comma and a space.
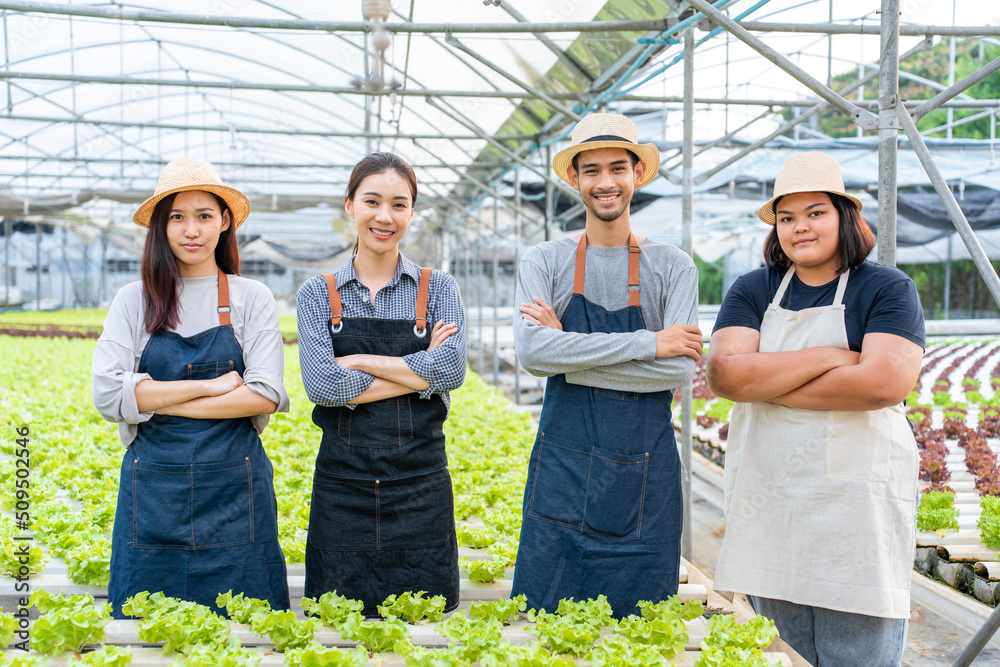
877, 0, 900, 267
98, 232, 107, 307
2, 218, 8, 313
82, 242, 90, 306
476, 212, 484, 376
947, 0, 957, 140
492, 201, 500, 387
364, 30, 372, 155
680, 27, 695, 564
61, 226, 67, 307
991, 109, 996, 170
945, 234, 953, 320
544, 144, 553, 243
34, 222, 41, 311
827, 0, 834, 88
857, 31, 865, 140
514, 172, 522, 404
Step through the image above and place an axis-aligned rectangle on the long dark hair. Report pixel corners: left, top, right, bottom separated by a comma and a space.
763, 192, 874, 274
141, 191, 241, 334
346, 152, 417, 255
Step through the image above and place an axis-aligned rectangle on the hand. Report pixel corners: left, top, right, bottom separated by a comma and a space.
202, 370, 244, 396
520, 297, 562, 330
654, 325, 703, 361
428, 321, 458, 351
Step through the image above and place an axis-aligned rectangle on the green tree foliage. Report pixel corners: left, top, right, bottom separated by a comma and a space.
695, 255, 724, 305
898, 259, 1000, 319
782, 39, 999, 139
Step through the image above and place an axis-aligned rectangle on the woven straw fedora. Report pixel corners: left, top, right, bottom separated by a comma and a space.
132, 158, 251, 228
552, 113, 660, 189
757, 152, 863, 225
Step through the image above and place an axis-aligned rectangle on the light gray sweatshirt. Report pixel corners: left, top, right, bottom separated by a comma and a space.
513, 237, 698, 392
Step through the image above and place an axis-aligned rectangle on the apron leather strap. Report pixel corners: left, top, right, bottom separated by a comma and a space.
323, 273, 342, 328
628, 232, 641, 307
217, 269, 231, 326
573, 233, 588, 295
415, 267, 433, 332
573, 232, 641, 306
833, 269, 850, 306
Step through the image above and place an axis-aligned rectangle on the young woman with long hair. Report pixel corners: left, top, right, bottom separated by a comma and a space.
296, 152, 466, 615
707, 152, 924, 666
92, 158, 290, 616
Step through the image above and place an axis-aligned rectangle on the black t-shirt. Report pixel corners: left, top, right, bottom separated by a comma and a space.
712, 261, 925, 352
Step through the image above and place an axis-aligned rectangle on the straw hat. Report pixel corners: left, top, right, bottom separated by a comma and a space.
757, 152, 863, 225
552, 113, 660, 189
132, 158, 251, 228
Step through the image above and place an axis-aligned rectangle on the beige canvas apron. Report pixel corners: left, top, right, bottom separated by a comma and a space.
714, 266, 918, 619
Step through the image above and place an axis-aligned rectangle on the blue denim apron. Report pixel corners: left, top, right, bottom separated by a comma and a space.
109, 271, 290, 617
511, 234, 682, 618
304, 268, 459, 617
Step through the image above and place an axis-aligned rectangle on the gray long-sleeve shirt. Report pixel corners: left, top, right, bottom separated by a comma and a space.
513, 236, 698, 392
92, 274, 290, 446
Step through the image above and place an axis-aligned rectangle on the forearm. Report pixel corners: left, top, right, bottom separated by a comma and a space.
352, 355, 430, 392
707, 347, 852, 403
404, 344, 467, 397
769, 365, 900, 411
516, 326, 656, 376
565, 355, 695, 392
349, 378, 416, 404
769, 347, 918, 410
156, 385, 277, 419
135, 379, 214, 413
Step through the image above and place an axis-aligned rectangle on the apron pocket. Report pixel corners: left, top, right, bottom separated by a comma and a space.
378, 469, 454, 550
583, 447, 649, 539
133, 458, 253, 549
338, 397, 413, 448
307, 472, 378, 552
186, 360, 235, 380
191, 459, 255, 547
527, 433, 590, 529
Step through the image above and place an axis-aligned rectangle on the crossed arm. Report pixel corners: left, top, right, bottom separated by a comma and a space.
337, 322, 458, 404
137, 372, 278, 418
296, 274, 466, 407
706, 326, 922, 411
514, 255, 702, 391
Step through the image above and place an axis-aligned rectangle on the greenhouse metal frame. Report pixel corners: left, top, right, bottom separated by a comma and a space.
2, 0, 1000, 659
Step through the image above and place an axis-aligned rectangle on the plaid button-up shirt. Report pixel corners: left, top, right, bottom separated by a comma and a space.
296, 253, 466, 411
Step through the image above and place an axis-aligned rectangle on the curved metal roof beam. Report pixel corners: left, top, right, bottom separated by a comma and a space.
4, 24, 566, 162
2, 71, 374, 156
39, 78, 369, 136
0, 81, 156, 179
5, 33, 370, 124
0, 99, 362, 183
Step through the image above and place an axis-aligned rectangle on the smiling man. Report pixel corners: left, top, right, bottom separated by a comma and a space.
510, 113, 702, 617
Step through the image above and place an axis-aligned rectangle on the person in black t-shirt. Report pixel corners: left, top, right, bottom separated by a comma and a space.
706, 152, 923, 667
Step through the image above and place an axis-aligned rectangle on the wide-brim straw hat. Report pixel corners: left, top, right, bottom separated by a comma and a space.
757, 152, 864, 225
552, 113, 660, 189
132, 158, 251, 228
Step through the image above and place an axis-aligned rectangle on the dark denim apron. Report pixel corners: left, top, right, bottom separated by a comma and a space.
109, 271, 290, 617
304, 268, 459, 616
511, 234, 682, 618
